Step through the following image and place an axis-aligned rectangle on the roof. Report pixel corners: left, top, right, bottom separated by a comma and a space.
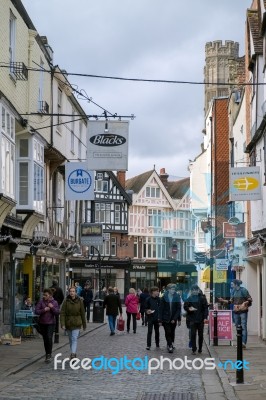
166, 177, 190, 200
125, 170, 154, 193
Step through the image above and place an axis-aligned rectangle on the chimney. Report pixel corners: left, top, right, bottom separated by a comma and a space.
160, 168, 169, 186
117, 171, 126, 188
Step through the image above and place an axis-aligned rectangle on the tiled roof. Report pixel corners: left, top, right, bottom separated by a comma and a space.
125, 170, 154, 193
166, 177, 190, 200
247, 10, 263, 54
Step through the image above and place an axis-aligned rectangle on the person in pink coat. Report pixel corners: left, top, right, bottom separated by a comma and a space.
125, 288, 139, 333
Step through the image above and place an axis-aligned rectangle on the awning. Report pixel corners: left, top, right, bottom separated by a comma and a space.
158, 263, 197, 274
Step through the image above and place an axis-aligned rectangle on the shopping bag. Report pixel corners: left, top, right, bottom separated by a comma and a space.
136, 311, 141, 320
117, 316, 125, 331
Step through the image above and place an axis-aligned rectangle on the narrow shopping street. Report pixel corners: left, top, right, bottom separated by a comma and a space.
0, 320, 227, 400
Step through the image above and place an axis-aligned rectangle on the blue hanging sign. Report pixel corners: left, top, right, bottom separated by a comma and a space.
65, 162, 94, 200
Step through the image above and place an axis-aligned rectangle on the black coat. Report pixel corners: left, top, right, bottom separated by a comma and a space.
80, 288, 93, 304
50, 285, 64, 305
139, 292, 150, 313
184, 293, 209, 323
145, 295, 160, 321
158, 292, 181, 323
103, 294, 122, 316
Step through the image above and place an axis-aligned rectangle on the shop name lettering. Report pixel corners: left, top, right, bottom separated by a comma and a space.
133, 266, 146, 270
90, 134, 126, 147
70, 177, 91, 185
85, 264, 114, 268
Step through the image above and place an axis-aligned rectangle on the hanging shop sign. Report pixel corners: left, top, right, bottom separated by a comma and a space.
223, 222, 246, 238
87, 121, 129, 171
229, 167, 261, 201
65, 162, 94, 201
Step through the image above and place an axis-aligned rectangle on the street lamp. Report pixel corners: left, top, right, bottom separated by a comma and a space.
91, 246, 102, 299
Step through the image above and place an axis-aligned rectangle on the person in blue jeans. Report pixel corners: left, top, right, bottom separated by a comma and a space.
60, 287, 86, 359
103, 287, 122, 335
218, 279, 252, 348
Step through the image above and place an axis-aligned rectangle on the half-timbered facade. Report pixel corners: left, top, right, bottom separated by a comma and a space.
125, 168, 197, 292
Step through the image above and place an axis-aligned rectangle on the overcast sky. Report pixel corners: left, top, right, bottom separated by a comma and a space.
22, 0, 251, 180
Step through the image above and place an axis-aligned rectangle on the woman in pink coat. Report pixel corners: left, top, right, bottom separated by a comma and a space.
125, 288, 139, 333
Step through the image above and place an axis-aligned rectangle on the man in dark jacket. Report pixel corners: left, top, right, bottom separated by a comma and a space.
50, 280, 64, 343
103, 287, 122, 335
80, 283, 93, 322
158, 283, 181, 353
145, 287, 160, 350
184, 284, 209, 355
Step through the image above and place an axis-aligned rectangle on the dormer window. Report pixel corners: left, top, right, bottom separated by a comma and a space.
146, 187, 160, 198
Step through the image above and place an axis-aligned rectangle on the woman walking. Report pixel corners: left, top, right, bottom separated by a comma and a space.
125, 288, 139, 333
35, 288, 60, 363
60, 286, 86, 359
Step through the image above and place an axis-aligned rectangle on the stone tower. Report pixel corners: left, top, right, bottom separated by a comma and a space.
204, 40, 240, 114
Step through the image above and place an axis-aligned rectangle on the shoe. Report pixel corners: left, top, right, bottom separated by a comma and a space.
168, 345, 173, 353
172, 345, 175, 350
198, 350, 202, 354
156, 344, 160, 348
242, 343, 246, 349
127, 330, 130, 333
133, 331, 136, 333
45, 354, 52, 363
188, 340, 192, 348
146, 346, 150, 350
110, 332, 115, 336
70, 353, 76, 359
142, 322, 144, 326
192, 350, 197, 355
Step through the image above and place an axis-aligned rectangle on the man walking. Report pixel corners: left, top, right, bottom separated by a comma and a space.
158, 283, 181, 353
145, 286, 160, 350
81, 282, 93, 322
50, 279, 64, 343
184, 284, 209, 355
103, 287, 122, 335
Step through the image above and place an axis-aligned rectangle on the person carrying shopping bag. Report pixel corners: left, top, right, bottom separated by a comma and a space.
60, 286, 86, 359
125, 288, 139, 333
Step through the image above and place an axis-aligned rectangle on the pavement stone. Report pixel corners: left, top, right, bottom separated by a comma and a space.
0, 310, 265, 400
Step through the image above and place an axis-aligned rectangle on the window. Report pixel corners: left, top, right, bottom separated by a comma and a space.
96, 180, 108, 192
111, 237, 116, 256
71, 109, 75, 152
115, 204, 121, 224
146, 187, 160, 198
1, 106, 15, 198
148, 209, 162, 227
95, 203, 111, 223
19, 162, 28, 205
9, 11, 16, 76
143, 237, 166, 259
57, 89, 62, 134
38, 59, 44, 109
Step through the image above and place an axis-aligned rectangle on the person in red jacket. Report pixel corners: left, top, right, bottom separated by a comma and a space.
125, 288, 139, 333
35, 288, 60, 363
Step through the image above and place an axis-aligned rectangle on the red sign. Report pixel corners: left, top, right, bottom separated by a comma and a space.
223, 222, 245, 238
209, 310, 233, 340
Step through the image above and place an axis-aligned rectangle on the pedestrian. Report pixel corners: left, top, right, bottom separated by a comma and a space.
184, 284, 209, 355
50, 279, 64, 343
60, 286, 87, 359
159, 286, 166, 298
125, 288, 139, 333
80, 283, 93, 322
103, 287, 122, 335
139, 288, 149, 326
74, 282, 83, 296
21, 296, 34, 312
145, 287, 160, 350
158, 283, 181, 353
113, 287, 120, 299
218, 279, 252, 348
35, 288, 60, 363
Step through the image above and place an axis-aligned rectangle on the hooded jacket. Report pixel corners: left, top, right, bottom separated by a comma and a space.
60, 295, 86, 330
158, 292, 181, 323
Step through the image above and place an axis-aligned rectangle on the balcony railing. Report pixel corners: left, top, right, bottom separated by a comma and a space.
10, 62, 28, 80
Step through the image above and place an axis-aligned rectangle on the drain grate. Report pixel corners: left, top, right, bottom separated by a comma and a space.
140, 393, 198, 400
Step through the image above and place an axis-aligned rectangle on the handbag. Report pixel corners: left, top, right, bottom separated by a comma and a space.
233, 301, 249, 312
117, 316, 125, 331
136, 311, 141, 320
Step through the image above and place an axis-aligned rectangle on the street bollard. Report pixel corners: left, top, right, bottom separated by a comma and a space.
213, 309, 218, 346
236, 324, 244, 384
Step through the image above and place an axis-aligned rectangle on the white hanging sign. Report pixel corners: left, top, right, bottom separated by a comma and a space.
65, 162, 94, 200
